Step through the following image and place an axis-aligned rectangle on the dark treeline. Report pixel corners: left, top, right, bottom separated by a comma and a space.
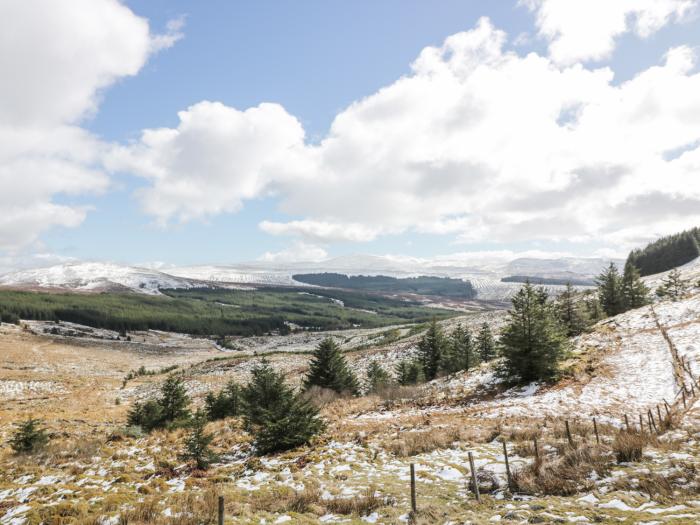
627, 227, 700, 276
292, 273, 476, 299
0, 287, 454, 337
501, 275, 595, 286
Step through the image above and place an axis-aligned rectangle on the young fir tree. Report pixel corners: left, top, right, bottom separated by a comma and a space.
127, 374, 190, 431
583, 290, 605, 324
656, 268, 690, 301
205, 380, 241, 420
181, 410, 216, 469
596, 262, 624, 316
365, 361, 391, 394
158, 374, 191, 424
9, 418, 49, 454
395, 359, 426, 385
417, 318, 446, 380
242, 361, 325, 455
499, 283, 568, 383
556, 283, 589, 337
476, 323, 496, 362
441, 324, 476, 374
621, 261, 650, 310
303, 337, 359, 395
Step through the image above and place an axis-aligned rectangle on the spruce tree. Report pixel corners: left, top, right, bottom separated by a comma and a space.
621, 261, 649, 310
583, 290, 605, 323
181, 410, 216, 469
417, 318, 446, 380
556, 283, 589, 337
205, 380, 241, 420
9, 418, 49, 454
656, 268, 689, 301
476, 323, 496, 362
242, 361, 325, 455
499, 283, 568, 383
127, 399, 164, 432
441, 324, 476, 374
303, 337, 359, 395
159, 374, 191, 424
365, 361, 391, 394
596, 262, 624, 316
395, 359, 425, 385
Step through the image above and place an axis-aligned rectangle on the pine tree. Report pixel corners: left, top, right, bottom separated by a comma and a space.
499, 283, 568, 383
417, 318, 446, 380
365, 361, 391, 394
582, 290, 605, 324
441, 324, 476, 374
476, 323, 496, 362
127, 399, 164, 432
656, 268, 689, 301
9, 418, 49, 454
621, 261, 649, 310
181, 410, 216, 469
395, 359, 426, 385
159, 374, 191, 424
205, 380, 241, 420
242, 361, 325, 455
303, 338, 359, 395
556, 283, 589, 337
596, 262, 624, 316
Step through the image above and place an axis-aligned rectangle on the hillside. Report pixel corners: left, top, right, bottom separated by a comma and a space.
1, 260, 699, 523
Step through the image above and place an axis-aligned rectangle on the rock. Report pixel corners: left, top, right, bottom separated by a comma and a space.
467, 468, 501, 494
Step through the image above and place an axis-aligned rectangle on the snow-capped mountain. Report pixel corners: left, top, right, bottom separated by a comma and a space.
0, 254, 623, 299
0, 262, 199, 295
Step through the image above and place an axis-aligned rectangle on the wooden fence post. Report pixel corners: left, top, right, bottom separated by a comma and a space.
639, 413, 644, 433
218, 495, 224, 525
592, 417, 600, 444
502, 440, 512, 492
682, 389, 687, 408
533, 436, 540, 473
468, 451, 481, 502
624, 414, 630, 432
647, 410, 658, 434
656, 405, 662, 424
410, 463, 417, 513
565, 420, 574, 447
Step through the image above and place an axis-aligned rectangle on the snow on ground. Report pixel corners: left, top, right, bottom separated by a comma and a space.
0, 380, 66, 399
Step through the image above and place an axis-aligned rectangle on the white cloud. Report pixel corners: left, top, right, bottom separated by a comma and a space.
108, 101, 307, 224
0, 0, 180, 251
522, 0, 697, 65
259, 242, 328, 263
121, 17, 700, 254
259, 220, 381, 243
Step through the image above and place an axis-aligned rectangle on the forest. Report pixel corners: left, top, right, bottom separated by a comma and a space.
0, 287, 455, 337
291, 273, 476, 299
627, 227, 700, 276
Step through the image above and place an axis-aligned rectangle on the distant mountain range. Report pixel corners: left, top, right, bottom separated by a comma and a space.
0, 254, 625, 301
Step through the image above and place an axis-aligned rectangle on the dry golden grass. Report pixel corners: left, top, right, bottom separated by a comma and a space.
387, 427, 462, 457
512, 445, 610, 496
613, 431, 653, 463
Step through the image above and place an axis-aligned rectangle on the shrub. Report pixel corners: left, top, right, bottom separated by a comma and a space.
205, 380, 241, 420
365, 361, 391, 394
126, 374, 191, 432
613, 431, 646, 463
9, 418, 49, 454
395, 359, 425, 386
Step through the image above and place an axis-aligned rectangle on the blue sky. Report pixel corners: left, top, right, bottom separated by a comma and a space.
3, 0, 700, 269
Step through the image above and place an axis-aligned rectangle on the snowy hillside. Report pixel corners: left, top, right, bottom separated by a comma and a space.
0, 262, 198, 295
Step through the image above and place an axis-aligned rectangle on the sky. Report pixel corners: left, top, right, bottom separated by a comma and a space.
2, 0, 700, 270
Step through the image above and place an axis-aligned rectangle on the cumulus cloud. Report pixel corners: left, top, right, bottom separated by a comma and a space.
259, 242, 328, 263
121, 16, 700, 254
0, 0, 180, 250
522, 0, 697, 65
259, 220, 381, 243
